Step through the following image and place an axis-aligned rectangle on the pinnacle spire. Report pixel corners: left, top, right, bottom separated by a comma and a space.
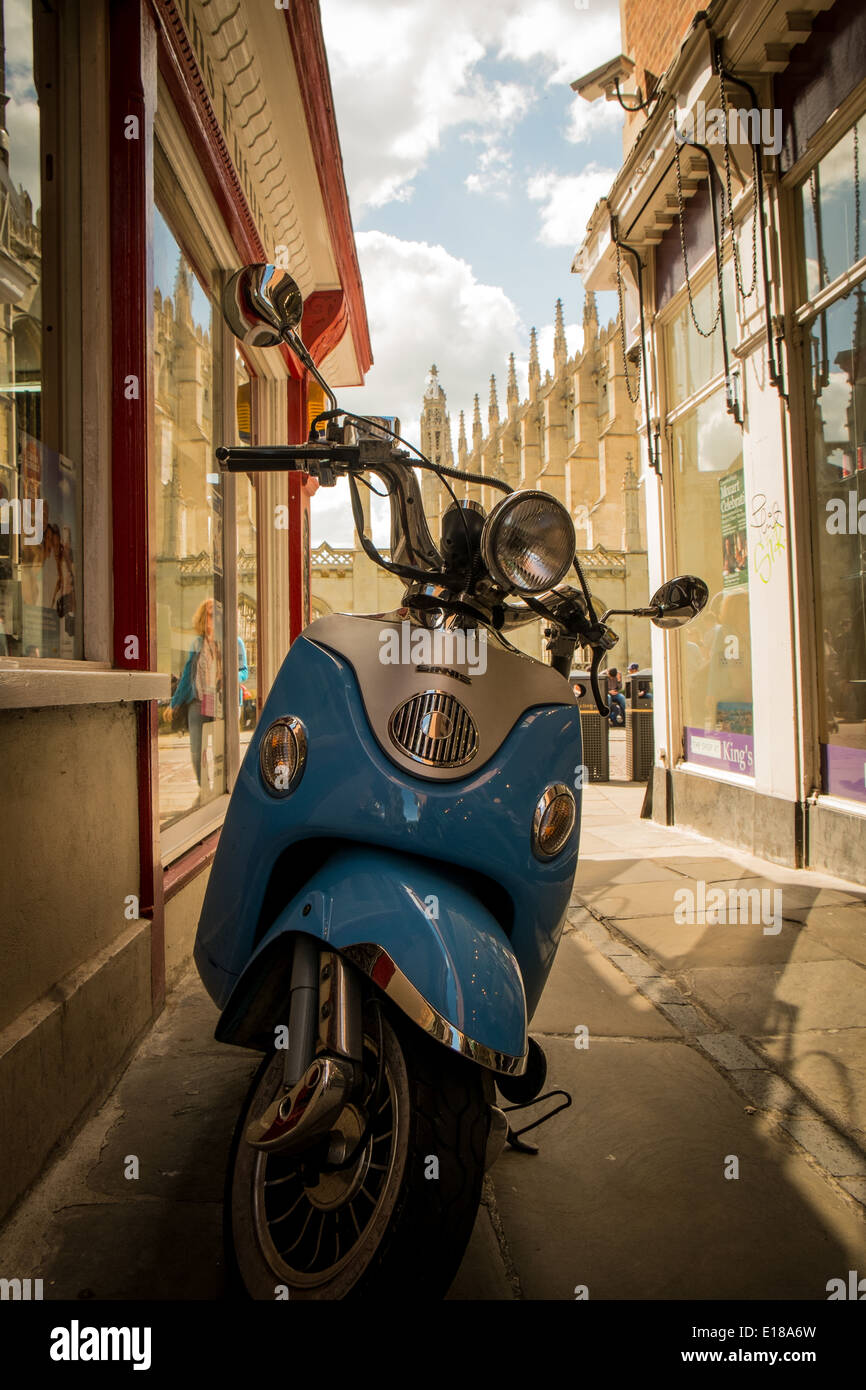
583, 291, 598, 335
472, 393, 483, 449
457, 409, 467, 465
528, 327, 540, 399
554, 298, 567, 370
506, 352, 519, 411
424, 363, 443, 400
488, 374, 499, 430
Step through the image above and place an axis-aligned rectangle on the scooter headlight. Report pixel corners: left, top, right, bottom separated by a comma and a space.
532, 784, 576, 859
260, 716, 307, 796
481, 489, 575, 594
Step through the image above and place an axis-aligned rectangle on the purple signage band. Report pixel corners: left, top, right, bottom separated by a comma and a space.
685, 727, 755, 775
822, 743, 866, 806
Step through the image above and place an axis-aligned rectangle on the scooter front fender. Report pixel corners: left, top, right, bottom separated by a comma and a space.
215, 845, 528, 1076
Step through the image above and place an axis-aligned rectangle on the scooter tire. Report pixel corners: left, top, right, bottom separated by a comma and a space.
224, 1002, 489, 1300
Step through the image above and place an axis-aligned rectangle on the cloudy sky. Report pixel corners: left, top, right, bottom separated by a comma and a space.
313, 0, 624, 543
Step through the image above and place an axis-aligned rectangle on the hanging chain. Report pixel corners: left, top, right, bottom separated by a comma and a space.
717, 56, 759, 300
674, 131, 722, 338
809, 167, 831, 289
614, 236, 643, 404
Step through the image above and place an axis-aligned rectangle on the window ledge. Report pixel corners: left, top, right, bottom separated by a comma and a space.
676, 759, 755, 786
0, 667, 170, 709
161, 796, 229, 867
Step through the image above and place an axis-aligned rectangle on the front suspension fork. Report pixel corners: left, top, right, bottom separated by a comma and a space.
245, 939, 364, 1153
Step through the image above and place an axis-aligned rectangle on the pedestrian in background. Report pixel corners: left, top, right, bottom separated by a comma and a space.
607, 666, 626, 725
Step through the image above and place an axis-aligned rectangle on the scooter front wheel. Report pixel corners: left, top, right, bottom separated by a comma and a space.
225, 1004, 489, 1299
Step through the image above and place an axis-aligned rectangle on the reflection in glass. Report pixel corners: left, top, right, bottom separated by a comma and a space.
0, 0, 81, 659
235, 351, 258, 743
154, 207, 225, 829
808, 282, 866, 799
801, 118, 866, 299
671, 387, 754, 766
665, 260, 737, 410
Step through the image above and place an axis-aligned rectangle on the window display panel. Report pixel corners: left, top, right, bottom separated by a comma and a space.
671, 387, 754, 774
154, 207, 225, 829
235, 353, 258, 743
807, 284, 866, 802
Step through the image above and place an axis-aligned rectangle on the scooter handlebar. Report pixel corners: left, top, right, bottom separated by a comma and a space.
215, 444, 361, 472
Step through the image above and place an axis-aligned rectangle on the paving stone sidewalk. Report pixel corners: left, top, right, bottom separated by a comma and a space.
474, 784, 866, 1300
571, 784, 866, 1174
1, 782, 865, 1300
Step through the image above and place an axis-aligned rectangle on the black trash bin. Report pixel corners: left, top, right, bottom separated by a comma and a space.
570, 669, 610, 782
626, 669, 653, 783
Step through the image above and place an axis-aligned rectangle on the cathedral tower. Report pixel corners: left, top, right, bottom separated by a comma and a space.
419, 363, 454, 542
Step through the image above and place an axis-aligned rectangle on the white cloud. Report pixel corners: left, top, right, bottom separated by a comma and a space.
321, 0, 621, 211
498, 0, 621, 85
565, 93, 625, 146
528, 165, 616, 247
464, 137, 513, 198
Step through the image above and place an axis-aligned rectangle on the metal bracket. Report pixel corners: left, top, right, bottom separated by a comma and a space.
610, 216, 662, 476
712, 35, 788, 405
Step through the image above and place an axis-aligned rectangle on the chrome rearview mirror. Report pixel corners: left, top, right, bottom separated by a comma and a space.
222, 265, 304, 347
648, 575, 709, 629
223, 264, 338, 414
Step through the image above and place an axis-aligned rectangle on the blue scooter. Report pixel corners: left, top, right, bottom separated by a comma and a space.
195, 265, 708, 1299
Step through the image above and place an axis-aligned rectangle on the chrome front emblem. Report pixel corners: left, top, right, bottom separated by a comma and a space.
420, 709, 453, 740
389, 690, 478, 768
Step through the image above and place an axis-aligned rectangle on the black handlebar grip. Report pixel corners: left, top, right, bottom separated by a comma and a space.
215, 444, 360, 472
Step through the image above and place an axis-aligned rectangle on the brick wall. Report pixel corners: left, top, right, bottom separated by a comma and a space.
623, 0, 703, 98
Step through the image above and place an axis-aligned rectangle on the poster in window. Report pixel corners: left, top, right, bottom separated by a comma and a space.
15, 432, 81, 659
719, 467, 748, 591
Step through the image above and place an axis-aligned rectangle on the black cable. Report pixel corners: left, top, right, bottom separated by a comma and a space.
311, 407, 484, 591
354, 472, 389, 499
310, 408, 512, 493
572, 557, 598, 624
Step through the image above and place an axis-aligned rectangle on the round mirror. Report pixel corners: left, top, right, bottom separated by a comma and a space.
222, 265, 304, 347
649, 575, 709, 629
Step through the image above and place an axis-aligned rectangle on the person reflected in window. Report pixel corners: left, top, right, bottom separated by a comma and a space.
237, 634, 249, 710
164, 597, 222, 791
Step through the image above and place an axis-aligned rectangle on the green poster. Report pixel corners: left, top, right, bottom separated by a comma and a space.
719, 467, 748, 590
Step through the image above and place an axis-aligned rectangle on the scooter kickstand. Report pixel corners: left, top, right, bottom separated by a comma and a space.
503, 1089, 572, 1154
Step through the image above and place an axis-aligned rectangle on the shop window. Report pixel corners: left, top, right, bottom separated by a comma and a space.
800, 113, 866, 803
154, 206, 225, 830
664, 263, 736, 410
805, 284, 866, 801
801, 116, 866, 299
0, 0, 81, 659
667, 339, 754, 775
